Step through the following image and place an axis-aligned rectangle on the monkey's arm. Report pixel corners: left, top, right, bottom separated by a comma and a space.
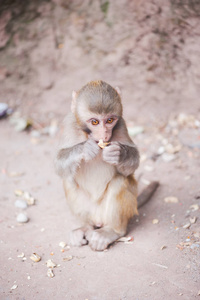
55, 114, 100, 178
56, 138, 100, 178
117, 142, 140, 176
55, 144, 84, 178
102, 142, 139, 176
102, 118, 140, 176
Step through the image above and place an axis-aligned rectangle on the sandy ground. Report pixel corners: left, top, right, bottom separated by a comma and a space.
0, 1, 200, 299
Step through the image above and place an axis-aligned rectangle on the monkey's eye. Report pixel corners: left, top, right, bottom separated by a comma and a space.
106, 118, 114, 124
91, 119, 99, 125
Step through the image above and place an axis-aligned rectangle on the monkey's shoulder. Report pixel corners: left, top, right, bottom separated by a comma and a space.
59, 113, 87, 148
112, 117, 134, 145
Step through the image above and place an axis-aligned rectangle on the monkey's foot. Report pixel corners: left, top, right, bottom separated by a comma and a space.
69, 228, 88, 247
85, 228, 120, 251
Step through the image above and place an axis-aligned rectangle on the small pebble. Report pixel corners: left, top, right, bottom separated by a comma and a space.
46, 259, 57, 268
31, 130, 41, 138
11, 284, 18, 290
144, 165, 154, 172
16, 213, 29, 223
190, 216, 197, 224
164, 196, 179, 203
47, 268, 54, 278
190, 244, 200, 249
59, 241, 67, 248
162, 153, 176, 162
15, 199, 27, 209
152, 219, 159, 224
157, 146, 165, 155
30, 253, 41, 262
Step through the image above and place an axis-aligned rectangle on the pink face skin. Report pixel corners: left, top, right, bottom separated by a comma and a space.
86, 115, 118, 142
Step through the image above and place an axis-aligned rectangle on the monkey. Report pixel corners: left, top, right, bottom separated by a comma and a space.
55, 80, 159, 251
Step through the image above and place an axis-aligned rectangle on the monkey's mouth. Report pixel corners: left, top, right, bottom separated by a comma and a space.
98, 139, 110, 149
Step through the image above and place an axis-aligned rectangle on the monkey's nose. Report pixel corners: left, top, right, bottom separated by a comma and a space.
105, 137, 110, 142
103, 136, 108, 142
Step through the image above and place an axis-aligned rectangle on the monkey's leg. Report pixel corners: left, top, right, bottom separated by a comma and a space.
63, 179, 95, 247
86, 175, 138, 251
85, 227, 120, 251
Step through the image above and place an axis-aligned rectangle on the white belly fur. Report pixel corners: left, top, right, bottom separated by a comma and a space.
75, 155, 116, 202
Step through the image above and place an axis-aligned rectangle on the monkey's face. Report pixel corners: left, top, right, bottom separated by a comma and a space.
86, 114, 118, 142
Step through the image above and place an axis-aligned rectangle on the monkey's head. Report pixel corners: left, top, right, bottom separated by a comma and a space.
71, 80, 123, 142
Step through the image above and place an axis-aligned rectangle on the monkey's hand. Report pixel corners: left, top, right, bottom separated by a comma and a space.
102, 141, 139, 176
102, 142, 120, 165
83, 138, 100, 162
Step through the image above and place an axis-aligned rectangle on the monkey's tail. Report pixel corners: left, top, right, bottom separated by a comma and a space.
137, 181, 159, 208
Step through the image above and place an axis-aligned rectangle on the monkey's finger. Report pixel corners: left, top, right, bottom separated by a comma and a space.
103, 150, 120, 157
103, 147, 120, 154
106, 144, 120, 151
103, 152, 120, 164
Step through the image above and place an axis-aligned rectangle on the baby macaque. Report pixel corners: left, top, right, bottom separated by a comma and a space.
55, 80, 158, 251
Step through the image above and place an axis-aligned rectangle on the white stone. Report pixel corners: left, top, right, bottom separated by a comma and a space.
16, 213, 29, 223
15, 199, 27, 209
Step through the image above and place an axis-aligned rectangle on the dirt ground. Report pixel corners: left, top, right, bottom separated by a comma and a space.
0, 1, 200, 299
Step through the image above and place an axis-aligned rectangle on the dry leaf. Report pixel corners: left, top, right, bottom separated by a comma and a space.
181, 242, 192, 246
10, 113, 32, 132
63, 255, 73, 262
11, 284, 18, 290
176, 244, 184, 250
182, 223, 191, 229
47, 269, 55, 278
17, 253, 25, 258
194, 232, 200, 238
190, 217, 197, 224
117, 236, 134, 242
59, 241, 67, 248
152, 263, 168, 269
23, 192, 35, 205
190, 204, 199, 211
15, 189, 24, 197
9, 171, 24, 177
30, 253, 41, 262
165, 144, 182, 154
160, 245, 167, 250
46, 259, 57, 268
164, 196, 179, 203
14, 190, 36, 205
152, 219, 159, 224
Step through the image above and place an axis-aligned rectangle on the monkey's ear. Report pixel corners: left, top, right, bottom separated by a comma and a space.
115, 86, 121, 96
71, 91, 77, 114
